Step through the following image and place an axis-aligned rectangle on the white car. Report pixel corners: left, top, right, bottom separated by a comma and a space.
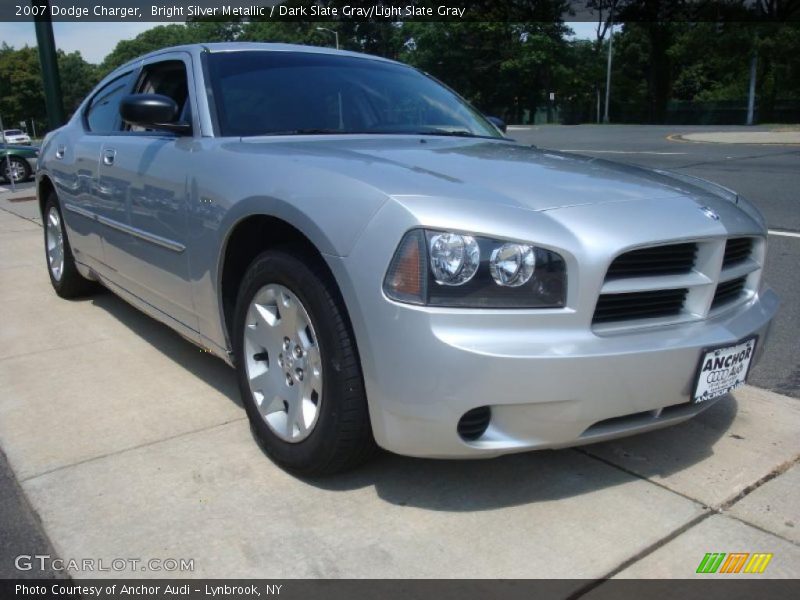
2, 129, 32, 145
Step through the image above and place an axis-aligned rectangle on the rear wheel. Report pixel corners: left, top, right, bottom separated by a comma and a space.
3, 156, 31, 183
233, 248, 375, 476
43, 192, 99, 298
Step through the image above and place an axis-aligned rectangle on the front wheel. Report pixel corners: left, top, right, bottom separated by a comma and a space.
3, 156, 31, 183
233, 249, 375, 476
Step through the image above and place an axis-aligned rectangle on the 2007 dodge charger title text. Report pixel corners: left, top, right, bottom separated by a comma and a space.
37, 43, 778, 475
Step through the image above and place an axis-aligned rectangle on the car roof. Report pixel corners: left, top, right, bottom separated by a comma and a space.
115, 42, 400, 72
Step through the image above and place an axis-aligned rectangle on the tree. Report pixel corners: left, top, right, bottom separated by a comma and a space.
669, 20, 800, 122
0, 44, 97, 134
99, 23, 241, 76
238, 21, 331, 46
401, 22, 570, 122
0, 44, 46, 132
559, 38, 604, 123
585, 0, 623, 122
58, 50, 98, 115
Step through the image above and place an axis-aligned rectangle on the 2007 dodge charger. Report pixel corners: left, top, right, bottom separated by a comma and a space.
37, 43, 778, 475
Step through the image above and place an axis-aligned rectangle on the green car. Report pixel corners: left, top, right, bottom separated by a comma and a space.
1, 144, 38, 183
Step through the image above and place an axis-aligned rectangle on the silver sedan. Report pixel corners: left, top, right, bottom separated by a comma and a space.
36, 43, 778, 474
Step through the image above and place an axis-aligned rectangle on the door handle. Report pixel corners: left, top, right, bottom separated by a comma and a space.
102, 148, 116, 166
55, 145, 66, 159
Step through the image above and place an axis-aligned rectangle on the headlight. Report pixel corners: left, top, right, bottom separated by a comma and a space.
429, 232, 480, 285
490, 243, 535, 287
384, 229, 567, 308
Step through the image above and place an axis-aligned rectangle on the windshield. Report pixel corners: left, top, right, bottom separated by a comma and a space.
4, 130, 23, 136
207, 51, 502, 139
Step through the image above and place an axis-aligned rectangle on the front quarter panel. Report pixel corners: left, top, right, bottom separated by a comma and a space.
184, 139, 392, 350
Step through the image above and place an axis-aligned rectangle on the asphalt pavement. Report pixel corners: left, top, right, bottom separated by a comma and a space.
0, 447, 59, 580
509, 125, 800, 399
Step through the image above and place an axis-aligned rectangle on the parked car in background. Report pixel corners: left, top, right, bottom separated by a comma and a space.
1, 129, 32, 145
1, 145, 38, 183
36, 43, 777, 475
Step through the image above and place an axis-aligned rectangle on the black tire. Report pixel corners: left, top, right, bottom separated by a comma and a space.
233, 248, 376, 476
43, 192, 99, 298
3, 156, 31, 183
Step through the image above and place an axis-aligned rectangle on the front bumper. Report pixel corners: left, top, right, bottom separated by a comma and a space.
327, 195, 778, 459
360, 286, 777, 458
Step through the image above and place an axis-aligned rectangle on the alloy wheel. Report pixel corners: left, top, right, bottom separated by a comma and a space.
3, 158, 26, 182
46, 206, 65, 281
243, 284, 324, 443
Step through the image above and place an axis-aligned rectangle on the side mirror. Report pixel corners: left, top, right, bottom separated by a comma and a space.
120, 94, 191, 135
486, 116, 507, 133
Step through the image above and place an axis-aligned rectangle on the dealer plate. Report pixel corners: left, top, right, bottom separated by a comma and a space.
693, 337, 757, 404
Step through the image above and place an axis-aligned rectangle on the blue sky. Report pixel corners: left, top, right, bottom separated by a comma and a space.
0, 21, 601, 65
0, 22, 169, 63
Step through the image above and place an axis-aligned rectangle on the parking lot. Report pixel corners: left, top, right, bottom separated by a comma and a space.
1, 125, 798, 584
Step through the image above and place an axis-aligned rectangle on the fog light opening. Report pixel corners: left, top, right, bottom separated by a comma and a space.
457, 406, 491, 441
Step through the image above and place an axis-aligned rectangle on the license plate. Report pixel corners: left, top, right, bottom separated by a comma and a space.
693, 337, 757, 404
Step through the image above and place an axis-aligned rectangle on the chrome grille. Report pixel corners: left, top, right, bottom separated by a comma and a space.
593, 237, 762, 329
593, 289, 688, 324
712, 276, 747, 309
722, 238, 753, 268
606, 243, 697, 278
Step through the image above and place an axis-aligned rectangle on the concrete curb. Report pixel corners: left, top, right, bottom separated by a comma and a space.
670, 131, 800, 145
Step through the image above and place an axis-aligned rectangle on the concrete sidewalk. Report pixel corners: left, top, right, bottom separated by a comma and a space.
0, 193, 798, 582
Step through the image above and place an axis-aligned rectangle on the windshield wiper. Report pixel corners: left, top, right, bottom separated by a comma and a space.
266, 128, 345, 136
410, 129, 482, 138
259, 128, 500, 139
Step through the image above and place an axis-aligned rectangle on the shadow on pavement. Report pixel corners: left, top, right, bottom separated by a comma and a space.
0, 447, 64, 579
89, 291, 242, 408
301, 398, 734, 511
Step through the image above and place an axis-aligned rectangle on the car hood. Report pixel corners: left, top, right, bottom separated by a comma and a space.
237, 136, 735, 212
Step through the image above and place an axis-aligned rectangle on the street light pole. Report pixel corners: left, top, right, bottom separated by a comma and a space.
746, 45, 758, 126
603, 20, 614, 124
316, 27, 339, 50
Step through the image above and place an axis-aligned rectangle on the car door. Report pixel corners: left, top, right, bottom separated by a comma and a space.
55, 69, 135, 269
94, 52, 199, 332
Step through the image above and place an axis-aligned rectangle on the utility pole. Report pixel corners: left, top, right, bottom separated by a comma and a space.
746, 45, 758, 126
33, 0, 66, 131
596, 87, 601, 124
603, 20, 615, 124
